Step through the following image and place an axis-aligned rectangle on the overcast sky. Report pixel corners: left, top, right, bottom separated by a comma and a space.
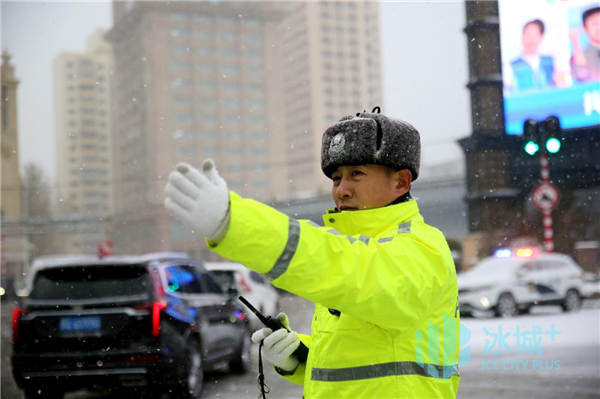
2, 1, 470, 185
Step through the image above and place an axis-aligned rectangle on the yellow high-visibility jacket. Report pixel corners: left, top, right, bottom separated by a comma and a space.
210, 193, 461, 399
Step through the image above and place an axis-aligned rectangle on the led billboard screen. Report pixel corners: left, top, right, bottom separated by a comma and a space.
499, 0, 600, 134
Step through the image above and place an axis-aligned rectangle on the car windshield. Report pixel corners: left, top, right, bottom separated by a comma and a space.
461, 258, 524, 279
210, 271, 236, 290
29, 265, 150, 300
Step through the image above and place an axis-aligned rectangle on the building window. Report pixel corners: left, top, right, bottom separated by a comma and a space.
176, 148, 194, 156
201, 147, 218, 156
197, 64, 215, 73
246, 66, 263, 75
196, 31, 212, 39
202, 131, 217, 139
221, 49, 237, 58
198, 82, 215, 92
226, 116, 240, 124
195, 14, 212, 23
171, 11, 187, 20
174, 97, 192, 106
245, 50, 263, 58
175, 113, 193, 122
170, 28, 188, 37
171, 79, 192, 89
227, 148, 242, 156
227, 164, 243, 172
172, 61, 190, 70
174, 130, 193, 139
171, 45, 190, 54
223, 65, 238, 74
248, 100, 264, 109
220, 17, 236, 25
202, 98, 217, 107
243, 19, 261, 27
243, 33, 262, 43
224, 99, 239, 108
223, 83, 239, 91
201, 115, 217, 123
221, 32, 236, 42
198, 47, 215, 56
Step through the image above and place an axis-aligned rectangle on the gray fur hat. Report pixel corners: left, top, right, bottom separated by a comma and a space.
320, 109, 421, 181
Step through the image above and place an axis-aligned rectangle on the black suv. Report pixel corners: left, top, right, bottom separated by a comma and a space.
12, 253, 251, 398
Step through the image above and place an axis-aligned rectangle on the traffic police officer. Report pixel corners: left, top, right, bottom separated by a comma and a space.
164, 109, 461, 398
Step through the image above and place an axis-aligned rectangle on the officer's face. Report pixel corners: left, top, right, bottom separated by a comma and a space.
331, 165, 410, 211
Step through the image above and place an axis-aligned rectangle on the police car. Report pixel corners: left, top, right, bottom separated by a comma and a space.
458, 248, 587, 317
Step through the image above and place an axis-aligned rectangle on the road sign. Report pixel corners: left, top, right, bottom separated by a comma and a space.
531, 183, 560, 211
97, 241, 114, 258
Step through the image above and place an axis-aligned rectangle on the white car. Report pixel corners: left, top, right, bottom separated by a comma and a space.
458, 249, 587, 317
204, 262, 280, 329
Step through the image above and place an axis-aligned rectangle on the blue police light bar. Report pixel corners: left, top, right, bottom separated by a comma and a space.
494, 249, 512, 258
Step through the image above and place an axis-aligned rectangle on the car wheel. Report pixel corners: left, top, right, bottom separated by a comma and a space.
495, 293, 518, 318
24, 387, 64, 399
173, 338, 204, 399
519, 306, 531, 315
562, 289, 582, 312
230, 331, 252, 374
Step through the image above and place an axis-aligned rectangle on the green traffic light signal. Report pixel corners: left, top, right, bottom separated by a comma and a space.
524, 141, 540, 156
546, 137, 561, 154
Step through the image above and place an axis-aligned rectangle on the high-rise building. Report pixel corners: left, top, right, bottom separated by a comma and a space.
106, 2, 382, 257
106, 2, 285, 256
1, 51, 23, 221
273, 2, 384, 198
53, 29, 114, 254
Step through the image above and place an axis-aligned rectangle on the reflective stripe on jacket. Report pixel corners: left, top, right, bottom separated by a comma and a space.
210, 192, 461, 398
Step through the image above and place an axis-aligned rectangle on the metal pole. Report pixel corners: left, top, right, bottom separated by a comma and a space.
540, 153, 554, 253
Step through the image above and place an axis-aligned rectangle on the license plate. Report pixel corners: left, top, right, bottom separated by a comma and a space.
59, 316, 101, 332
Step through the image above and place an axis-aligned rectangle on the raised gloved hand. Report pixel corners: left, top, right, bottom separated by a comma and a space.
251, 313, 300, 372
164, 159, 230, 242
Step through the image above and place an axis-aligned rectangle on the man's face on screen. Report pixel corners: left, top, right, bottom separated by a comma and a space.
584, 12, 600, 44
522, 23, 543, 55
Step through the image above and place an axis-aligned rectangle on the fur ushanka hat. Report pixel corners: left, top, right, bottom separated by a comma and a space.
321, 107, 421, 181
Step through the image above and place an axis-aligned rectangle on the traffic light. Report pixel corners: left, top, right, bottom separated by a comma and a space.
523, 119, 539, 156
522, 116, 562, 156
544, 116, 561, 154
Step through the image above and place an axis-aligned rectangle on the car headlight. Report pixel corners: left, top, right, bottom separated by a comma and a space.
479, 296, 491, 308
459, 286, 492, 295
0, 287, 5, 296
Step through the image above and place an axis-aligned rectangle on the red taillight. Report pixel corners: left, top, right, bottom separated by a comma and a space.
152, 301, 167, 337
124, 354, 162, 362
12, 308, 22, 344
240, 275, 252, 294
134, 301, 167, 337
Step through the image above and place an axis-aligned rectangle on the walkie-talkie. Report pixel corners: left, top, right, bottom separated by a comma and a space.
239, 296, 309, 362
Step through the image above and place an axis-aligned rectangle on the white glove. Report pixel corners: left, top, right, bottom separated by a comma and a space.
164, 159, 230, 242
251, 313, 300, 372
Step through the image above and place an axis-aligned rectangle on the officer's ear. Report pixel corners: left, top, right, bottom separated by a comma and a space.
394, 169, 412, 195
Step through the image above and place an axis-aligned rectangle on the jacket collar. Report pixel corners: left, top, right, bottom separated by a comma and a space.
322, 200, 421, 237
